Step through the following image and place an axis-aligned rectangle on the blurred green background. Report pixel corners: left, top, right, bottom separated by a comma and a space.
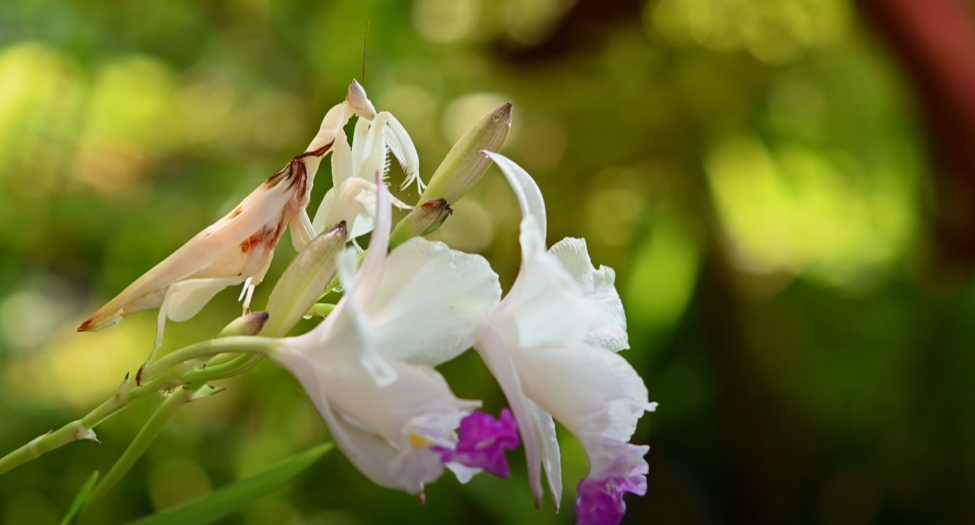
1, 0, 971, 523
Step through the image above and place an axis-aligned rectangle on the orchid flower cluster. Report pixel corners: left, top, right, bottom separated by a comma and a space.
0, 81, 656, 525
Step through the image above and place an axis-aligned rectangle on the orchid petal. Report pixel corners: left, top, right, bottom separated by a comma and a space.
484, 152, 546, 242
433, 409, 519, 479
475, 327, 544, 506
368, 237, 501, 366
527, 399, 563, 510
549, 238, 629, 352
495, 217, 597, 350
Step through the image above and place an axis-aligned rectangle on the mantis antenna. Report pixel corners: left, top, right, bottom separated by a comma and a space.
362, 21, 370, 84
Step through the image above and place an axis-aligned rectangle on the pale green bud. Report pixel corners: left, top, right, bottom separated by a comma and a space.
263, 221, 348, 336
420, 103, 512, 205
389, 199, 452, 248
217, 311, 270, 338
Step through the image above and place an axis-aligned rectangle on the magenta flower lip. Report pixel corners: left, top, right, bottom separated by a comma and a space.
434, 409, 520, 478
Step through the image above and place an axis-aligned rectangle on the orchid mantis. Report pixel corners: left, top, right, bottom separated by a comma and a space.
78, 81, 379, 364
310, 83, 421, 240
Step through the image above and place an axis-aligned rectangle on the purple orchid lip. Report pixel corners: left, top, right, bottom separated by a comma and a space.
575, 474, 647, 525
433, 408, 520, 478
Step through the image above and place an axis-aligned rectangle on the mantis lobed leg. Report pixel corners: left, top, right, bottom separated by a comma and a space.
149, 276, 245, 366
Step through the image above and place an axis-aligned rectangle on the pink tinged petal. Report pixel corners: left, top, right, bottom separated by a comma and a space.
475, 327, 545, 506
574, 442, 649, 525
433, 409, 520, 478
548, 237, 629, 352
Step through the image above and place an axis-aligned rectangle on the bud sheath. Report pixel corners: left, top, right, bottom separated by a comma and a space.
421, 103, 512, 205
263, 221, 348, 336
389, 199, 452, 248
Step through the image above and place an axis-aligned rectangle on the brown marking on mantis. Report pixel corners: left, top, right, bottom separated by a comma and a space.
77, 318, 95, 332
264, 141, 334, 189
229, 206, 244, 219
240, 225, 274, 253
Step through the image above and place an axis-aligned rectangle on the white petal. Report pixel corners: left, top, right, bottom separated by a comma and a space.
475, 327, 544, 506
274, 344, 477, 494
485, 152, 547, 242
526, 398, 563, 511
510, 343, 649, 448
446, 462, 482, 484
493, 217, 597, 350
368, 237, 501, 366
549, 237, 629, 352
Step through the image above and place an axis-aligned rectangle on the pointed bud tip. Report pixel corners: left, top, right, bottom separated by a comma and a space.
329, 220, 348, 237
218, 311, 269, 337
493, 102, 513, 123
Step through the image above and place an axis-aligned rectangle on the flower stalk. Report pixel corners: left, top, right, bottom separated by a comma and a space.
0, 335, 277, 477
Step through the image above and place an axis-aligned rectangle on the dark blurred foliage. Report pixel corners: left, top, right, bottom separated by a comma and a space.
0, 0, 973, 524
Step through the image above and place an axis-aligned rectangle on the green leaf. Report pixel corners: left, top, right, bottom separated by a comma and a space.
60, 471, 99, 525
123, 443, 333, 525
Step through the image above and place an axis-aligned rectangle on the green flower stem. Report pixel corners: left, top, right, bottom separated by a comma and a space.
0, 421, 96, 477
83, 384, 218, 514
179, 354, 263, 384
140, 337, 277, 381
307, 303, 336, 318
0, 337, 278, 478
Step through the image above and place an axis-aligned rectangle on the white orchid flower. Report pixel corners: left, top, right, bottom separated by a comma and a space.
271, 174, 515, 496
78, 82, 373, 363
311, 81, 421, 240
475, 153, 656, 525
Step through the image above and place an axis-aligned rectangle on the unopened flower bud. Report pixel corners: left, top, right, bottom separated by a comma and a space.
217, 311, 270, 338
263, 221, 348, 336
421, 103, 512, 205
389, 199, 452, 248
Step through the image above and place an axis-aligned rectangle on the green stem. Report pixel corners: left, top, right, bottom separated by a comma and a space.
141, 337, 277, 380
0, 337, 277, 478
0, 421, 96, 477
83, 384, 211, 513
307, 303, 336, 318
